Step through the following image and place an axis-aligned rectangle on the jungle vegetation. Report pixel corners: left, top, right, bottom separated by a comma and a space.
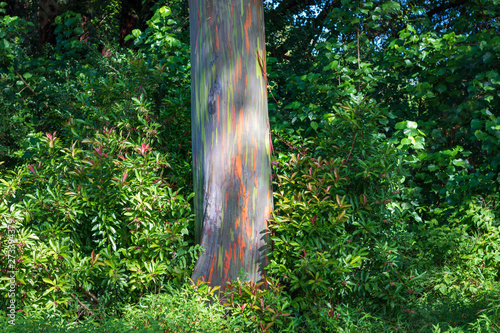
0, 0, 499, 332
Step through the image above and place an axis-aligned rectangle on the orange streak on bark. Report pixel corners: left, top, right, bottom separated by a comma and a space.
235, 139, 250, 238
254, 176, 258, 189
224, 246, 232, 280
245, 75, 248, 97
245, 223, 251, 239
242, 178, 248, 198
242, 199, 249, 238
208, 254, 216, 283
266, 190, 273, 217
232, 105, 236, 129
233, 242, 238, 266
235, 217, 239, 230
235, 155, 242, 183
240, 233, 244, 252
236, 109, 243, 165
244, 3, 252, 52
237, 233, 245, 265
216, 26, 219, 51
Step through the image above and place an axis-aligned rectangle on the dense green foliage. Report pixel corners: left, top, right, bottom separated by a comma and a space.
1, 0, 499, 331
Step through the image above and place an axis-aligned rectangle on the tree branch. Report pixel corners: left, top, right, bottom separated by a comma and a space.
70, 294, 94, 316
78, 284, 99, 304
345, 130, 358, 165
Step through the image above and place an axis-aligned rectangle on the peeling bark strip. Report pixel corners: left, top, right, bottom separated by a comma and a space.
189, 0, 273, 288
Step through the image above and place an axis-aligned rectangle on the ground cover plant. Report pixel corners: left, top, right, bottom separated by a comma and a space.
1, 0, 500, 332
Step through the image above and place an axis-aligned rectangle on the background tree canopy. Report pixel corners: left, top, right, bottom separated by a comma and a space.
0, 0, 499, 332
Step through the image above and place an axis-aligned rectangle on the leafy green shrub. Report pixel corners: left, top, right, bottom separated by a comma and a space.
0, 1, 194, 323
220, 277, 297, 332
0, 3, 191, 173
267, 5, 500, 327
414, 199, 500, 297
0, 313, 139, 332
267, 93, 424, 330
121, 282, 228, 332
0, 121, 201, 318
0, 5, 37, 165
379, 23, 500, 224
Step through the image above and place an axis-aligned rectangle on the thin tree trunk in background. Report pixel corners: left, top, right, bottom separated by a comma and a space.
189, 0, 272, 288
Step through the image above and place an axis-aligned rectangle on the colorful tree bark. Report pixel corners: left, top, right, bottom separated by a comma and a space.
189, 0, 273, 288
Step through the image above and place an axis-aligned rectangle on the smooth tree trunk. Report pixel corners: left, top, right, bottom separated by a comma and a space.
189, 0, 273, 288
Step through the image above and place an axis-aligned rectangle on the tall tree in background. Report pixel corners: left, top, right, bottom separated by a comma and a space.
189, 0, 273, 287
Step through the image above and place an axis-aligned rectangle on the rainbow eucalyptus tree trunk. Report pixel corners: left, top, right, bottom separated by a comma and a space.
189, 0, 272, 288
